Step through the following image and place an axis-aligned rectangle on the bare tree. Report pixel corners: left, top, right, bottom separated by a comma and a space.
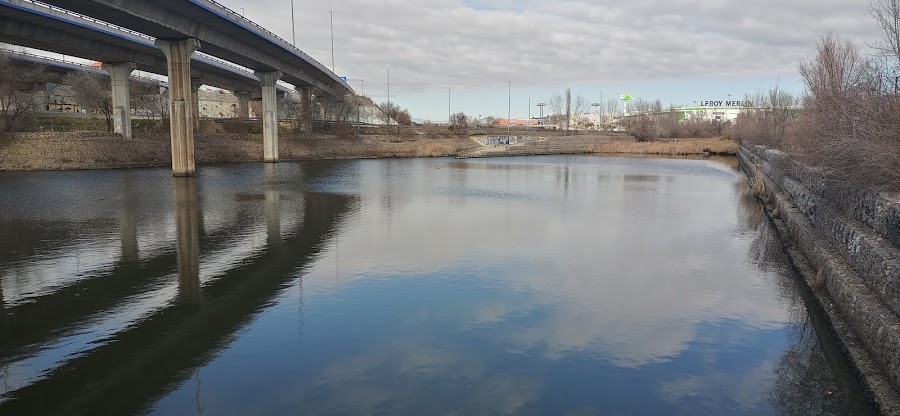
378, 102, 412, 126
131, 80, 167, 121
450, 111, 469, 136
546, 93, 564, 127
605, 99, 619, 126
0, 52, 44, 132
65, 71, 113, 132
571, 93, 590, 127
870, 0, 900, 81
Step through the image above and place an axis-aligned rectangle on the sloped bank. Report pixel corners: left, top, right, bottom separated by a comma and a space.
739, 145, 900, 415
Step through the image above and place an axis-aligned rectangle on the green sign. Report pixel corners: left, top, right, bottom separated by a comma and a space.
620, 92, 633, 101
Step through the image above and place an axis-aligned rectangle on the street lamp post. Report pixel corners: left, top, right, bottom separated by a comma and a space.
290, 1, 295, 46
329, 11, 335, 72
591, 103, 601, 130
387, 68, 390, 128
537, 103, 545, 128
448, 88, 451, 126
599, 90, 603, 127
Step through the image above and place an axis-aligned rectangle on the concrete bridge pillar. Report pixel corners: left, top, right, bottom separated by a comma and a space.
235, 91, 251, 119
174, 177, 201, 303
299, 87, 312, 133
255, 70, 282, 163
156, 38, 200, 176
191, 78, 203, 127
101, 62, 135, 139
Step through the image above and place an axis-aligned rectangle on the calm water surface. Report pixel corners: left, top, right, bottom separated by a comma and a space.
0, 156, 875, 415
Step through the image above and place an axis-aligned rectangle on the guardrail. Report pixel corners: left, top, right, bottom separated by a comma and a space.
2, 47, 168, 86
191, 0, 351, 90
8, 0, 342, 92
15, 0, 154, 41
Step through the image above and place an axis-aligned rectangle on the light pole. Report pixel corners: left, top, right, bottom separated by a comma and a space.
507, 81, 511, 132
290, 1, 295, 46
599, 90, 603, 126
591, 103, 601, 130
448, 88, 451, 126
537, 103, 545, 127
329, 11, 335, 72
528, 97, 531, 131
386, 68, 390, 128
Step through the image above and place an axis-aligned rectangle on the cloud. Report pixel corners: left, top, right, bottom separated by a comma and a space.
300, 157, 794, 367
227, 0, 880, 97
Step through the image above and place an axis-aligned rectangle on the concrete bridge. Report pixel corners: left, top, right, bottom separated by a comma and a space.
0, 0, 353, 175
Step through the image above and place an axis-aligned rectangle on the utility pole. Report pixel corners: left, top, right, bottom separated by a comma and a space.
448, 88, 451, 126
507, 81, 511, 132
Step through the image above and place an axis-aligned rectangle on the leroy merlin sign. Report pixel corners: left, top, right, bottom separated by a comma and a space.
620, 93, 634, 101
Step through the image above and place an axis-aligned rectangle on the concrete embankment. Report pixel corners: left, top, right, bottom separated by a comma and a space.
457, 134, 625, 158
739, 145, 900, 415
458, 135, 737, 159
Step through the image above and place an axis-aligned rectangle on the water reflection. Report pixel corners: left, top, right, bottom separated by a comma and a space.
174, 178, 201, 303
0, 156, 876, 415
0, 163, 355, 414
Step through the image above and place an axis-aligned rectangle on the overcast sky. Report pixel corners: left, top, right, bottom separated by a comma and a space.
223, 0, 880, 121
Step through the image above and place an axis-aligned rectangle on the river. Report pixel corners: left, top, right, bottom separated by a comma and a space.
0, 155, 876, 415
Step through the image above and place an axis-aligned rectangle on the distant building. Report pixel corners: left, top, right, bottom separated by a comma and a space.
497, 118, 542, 126
678, 100, 759, 122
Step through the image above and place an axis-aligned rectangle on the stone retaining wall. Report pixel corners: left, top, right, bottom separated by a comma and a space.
739, 145, 900, 413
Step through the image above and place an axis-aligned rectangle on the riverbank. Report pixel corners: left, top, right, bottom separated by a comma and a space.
0, 132, 481, 171
588, 137, 738, 155
739, 145, 900, 415
457, 135, 735, 159
0, 132, 738, 171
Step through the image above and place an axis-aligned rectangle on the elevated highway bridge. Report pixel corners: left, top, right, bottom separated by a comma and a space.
0, 0, 353, 175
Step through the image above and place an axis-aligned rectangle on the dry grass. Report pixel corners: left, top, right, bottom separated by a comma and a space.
0, 132, 482, 171
588, 137, 739, 156
280, 135, 480, 159
751, 166, 768, 198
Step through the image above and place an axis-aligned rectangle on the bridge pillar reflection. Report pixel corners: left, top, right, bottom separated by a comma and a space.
174, 177, 201, 302
156, 38, 200, 177
191, 78, 203, 128
265, 164, 282, 244
1, 285, 6, 324
235, 91, 251, 119
101, 62, 136, 139
255, 71, 282, 163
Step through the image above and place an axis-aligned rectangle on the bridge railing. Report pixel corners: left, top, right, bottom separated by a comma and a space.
8, 0, 334, 92
2, 47, 168, 86
16, 0, 154, 42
